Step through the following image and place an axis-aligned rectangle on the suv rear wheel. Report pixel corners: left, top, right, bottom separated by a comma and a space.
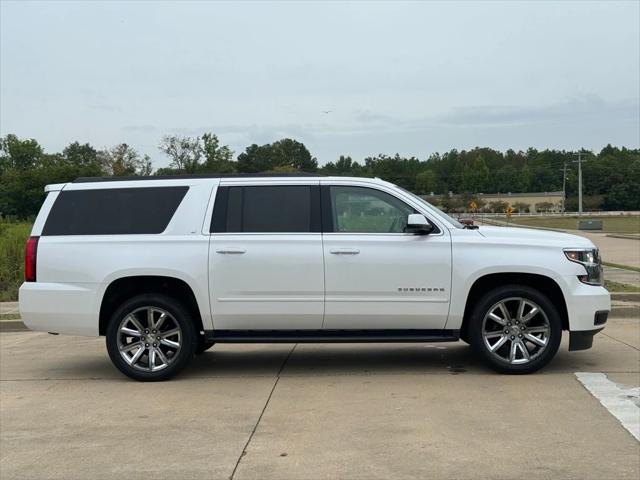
469, 285, 562, 374
106, 294, 197, 381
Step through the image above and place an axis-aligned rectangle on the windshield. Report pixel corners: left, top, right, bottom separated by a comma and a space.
398, 187, 465, 229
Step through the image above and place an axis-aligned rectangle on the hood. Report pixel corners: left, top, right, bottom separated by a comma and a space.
477, 226, 595, 249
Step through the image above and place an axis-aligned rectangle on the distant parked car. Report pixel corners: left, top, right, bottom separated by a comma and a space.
19, 175, 610, 381
458, 216, 475, 226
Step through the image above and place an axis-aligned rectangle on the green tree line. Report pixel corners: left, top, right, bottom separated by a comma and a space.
1, 132, 638, 219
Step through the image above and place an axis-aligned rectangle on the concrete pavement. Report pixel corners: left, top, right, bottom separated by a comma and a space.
606, 266, 640, 288
477, 217, 640, 270
578, 232, 640, 268
1, 318, 638, 480
0, 302, 18, 315
476, 218, 640, 286
583, 233, 640, 286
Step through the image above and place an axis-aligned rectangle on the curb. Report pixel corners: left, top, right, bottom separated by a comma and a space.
610, 307, 640, 319
477, 218, 567, 233
0, 320, 28, 333
606, 234, 640, 241
611, 293, 640, 303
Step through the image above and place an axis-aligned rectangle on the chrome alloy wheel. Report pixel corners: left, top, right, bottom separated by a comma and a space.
481, 297, 551, 365
116, 307, 182, 372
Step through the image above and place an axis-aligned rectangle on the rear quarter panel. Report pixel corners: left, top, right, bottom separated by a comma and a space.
21, 181, 215, 336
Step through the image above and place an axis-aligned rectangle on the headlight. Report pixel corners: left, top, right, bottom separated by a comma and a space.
564, 248, 603, 286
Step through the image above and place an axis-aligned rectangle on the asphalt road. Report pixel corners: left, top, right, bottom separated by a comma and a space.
1, 318, 639, 480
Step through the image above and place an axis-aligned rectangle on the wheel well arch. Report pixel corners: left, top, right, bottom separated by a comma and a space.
459, 273, 569, 341
99, 276, 204, 336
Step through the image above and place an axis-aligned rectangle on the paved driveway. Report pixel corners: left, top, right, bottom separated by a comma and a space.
577, 232, 640, 268
1, 318, 638, 480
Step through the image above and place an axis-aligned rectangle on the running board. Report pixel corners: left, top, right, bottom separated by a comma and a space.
205, 329, 460, 343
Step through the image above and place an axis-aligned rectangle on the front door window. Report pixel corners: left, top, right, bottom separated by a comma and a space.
330, 186, 415, 233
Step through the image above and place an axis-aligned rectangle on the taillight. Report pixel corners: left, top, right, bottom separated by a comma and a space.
24, 236, 39, 282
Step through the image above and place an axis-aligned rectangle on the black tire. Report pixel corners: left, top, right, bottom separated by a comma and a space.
106, 294, 197, 381
469, 285, 562, 374
195, 338, 215, 355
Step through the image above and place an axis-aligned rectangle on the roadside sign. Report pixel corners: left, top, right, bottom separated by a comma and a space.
506, 206, 513, 218
469, 200, 477, 211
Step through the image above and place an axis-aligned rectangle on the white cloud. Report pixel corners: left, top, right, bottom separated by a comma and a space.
1, 0, 638, 167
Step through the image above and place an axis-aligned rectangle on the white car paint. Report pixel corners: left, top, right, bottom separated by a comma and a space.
19, 176, 610, 342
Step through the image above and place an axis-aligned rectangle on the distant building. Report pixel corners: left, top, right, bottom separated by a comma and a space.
422, 191, 565, 213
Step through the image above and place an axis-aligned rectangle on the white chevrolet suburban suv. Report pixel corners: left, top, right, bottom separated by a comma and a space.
19, 175, 610, 381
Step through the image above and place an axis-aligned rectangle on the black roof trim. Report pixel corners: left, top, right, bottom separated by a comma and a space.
73, 173, 325, 183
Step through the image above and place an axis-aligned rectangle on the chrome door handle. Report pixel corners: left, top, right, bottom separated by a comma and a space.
330, 248, 360, 255
216, 248, 246, 254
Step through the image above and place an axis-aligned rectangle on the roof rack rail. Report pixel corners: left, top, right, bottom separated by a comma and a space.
73, 172, 325, 183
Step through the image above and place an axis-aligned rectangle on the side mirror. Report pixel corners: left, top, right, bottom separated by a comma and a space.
407, 213, 434, 235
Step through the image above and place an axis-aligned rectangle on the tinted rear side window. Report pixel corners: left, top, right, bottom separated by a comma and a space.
211, 185, 320, 233
42, 187, 188, 235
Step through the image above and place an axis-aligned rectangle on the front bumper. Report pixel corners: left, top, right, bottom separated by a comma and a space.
561, 276, 610, 351
562, 276, 611, 332
569, 327, 605, 351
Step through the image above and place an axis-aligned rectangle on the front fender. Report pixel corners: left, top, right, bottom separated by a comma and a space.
446, 242, 584, 329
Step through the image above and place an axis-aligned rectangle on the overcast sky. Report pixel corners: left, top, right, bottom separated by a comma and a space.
1, 1, 638, 168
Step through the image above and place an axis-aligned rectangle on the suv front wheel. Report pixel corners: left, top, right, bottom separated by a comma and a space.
469, 285, 562, 374
106, 294, 197, 381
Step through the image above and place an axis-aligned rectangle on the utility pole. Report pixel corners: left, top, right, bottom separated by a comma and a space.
573, 152, 587, 216
561, 160, 567, 215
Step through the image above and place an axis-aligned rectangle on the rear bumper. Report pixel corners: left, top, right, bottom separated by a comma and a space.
19, 282, 100, 336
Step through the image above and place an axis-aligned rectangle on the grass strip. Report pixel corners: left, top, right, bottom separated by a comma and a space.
603, 262, 640, 273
